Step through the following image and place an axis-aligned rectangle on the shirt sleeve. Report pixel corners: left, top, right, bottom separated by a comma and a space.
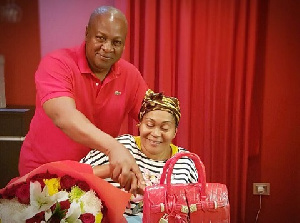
189, 160, 199, 183
35, 54, 74, 106
174, 149, 199, 183
80, 149, 109, 167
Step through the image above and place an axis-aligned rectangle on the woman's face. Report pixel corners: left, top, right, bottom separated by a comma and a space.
139, 110, 177, 160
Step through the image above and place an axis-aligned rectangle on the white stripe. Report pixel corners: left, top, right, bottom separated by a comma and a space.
0, 136, 26, 141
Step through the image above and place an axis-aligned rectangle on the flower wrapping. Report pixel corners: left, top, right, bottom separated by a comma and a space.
0, 160, 130, 223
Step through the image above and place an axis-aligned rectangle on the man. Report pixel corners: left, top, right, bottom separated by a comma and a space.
19, 6, 148, 191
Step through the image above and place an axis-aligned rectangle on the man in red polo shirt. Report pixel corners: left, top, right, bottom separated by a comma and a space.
19, 6, 148, 192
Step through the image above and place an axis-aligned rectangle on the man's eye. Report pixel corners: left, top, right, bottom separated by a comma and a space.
96, 36, 105, 41
146, 123, 154, 128
113, 40, 122, 46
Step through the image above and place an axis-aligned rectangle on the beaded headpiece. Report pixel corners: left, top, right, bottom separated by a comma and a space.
138, 89, 181, 127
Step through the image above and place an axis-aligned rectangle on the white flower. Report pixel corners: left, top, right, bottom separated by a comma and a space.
61, 201, 81, 223
0, 198, 27, 223
79, 190, 103, 215
44, 209, 53, 221
14, 181, 69, 221
30, 181, 68, 209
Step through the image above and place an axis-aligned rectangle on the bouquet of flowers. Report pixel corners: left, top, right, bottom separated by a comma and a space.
0, 161, 131, 223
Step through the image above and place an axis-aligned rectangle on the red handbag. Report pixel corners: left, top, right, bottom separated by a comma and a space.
143, 152, 230, 222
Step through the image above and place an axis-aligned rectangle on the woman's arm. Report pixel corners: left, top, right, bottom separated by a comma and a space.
93, 164, 111, 178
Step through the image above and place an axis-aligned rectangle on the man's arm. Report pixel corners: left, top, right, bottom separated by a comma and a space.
43, 96, 144, 192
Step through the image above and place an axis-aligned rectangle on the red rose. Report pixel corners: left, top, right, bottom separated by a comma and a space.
80, 213, 95, 223
27, 172, 58, 189
60, 175, 77, 191
32, 178, 46, 189
1, 184, 18, 199
15, 182, 30, 204
77, 180, 90, 192
51, 200, 71, 212
26, 211, 45, 223
50, 203, 56, 212
59, 200, 71, 210
27, 173, 46, 182
28, 172, 58, 181
49, 201, 69, 222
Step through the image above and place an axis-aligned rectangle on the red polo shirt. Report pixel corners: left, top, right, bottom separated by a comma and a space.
19, 42, 148, 176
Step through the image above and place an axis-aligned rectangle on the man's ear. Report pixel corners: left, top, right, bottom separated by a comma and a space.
85, 26, 88, 39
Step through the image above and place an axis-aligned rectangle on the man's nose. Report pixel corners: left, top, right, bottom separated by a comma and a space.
102, 41, 114, 52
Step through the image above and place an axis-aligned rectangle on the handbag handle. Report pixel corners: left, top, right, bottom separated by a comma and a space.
160, 152, 207, 200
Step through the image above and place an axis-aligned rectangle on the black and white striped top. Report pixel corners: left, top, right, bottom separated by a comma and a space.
80, 134, 198, 217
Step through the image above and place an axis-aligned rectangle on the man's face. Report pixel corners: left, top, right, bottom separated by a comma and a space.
85, 14, 127, 74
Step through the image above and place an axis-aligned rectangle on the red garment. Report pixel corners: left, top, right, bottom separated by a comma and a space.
19, 42, 148, 176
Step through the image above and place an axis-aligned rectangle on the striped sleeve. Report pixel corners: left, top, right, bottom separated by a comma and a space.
168, 148, 199, 184
79, 149, 109, 166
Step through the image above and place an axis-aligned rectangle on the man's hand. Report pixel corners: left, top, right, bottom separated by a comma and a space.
107, 144, 145, 192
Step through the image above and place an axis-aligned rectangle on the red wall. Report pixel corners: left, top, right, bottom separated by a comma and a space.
38, 0, 112, 57
260, 0, 300, 221
0, 0, 40, 106
246, 0, 300, 222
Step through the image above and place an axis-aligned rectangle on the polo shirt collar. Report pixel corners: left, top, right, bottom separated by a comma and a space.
77, 42, 121, 79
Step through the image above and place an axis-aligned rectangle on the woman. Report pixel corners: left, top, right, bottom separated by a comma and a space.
80, 89, 198, 221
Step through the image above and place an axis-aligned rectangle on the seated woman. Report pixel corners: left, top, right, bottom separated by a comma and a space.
80, 89, 198, 221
